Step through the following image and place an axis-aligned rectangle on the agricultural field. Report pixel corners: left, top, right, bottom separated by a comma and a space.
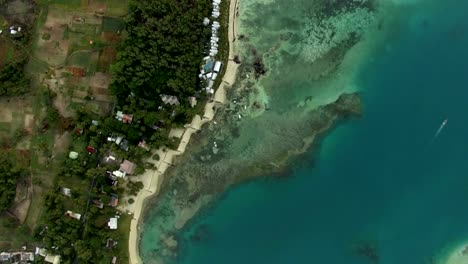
0, 0, 127, 250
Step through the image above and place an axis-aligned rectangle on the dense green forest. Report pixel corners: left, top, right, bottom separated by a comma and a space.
109, 0, 212, 140
0, 156, 24, 212
0, 60, 31, 96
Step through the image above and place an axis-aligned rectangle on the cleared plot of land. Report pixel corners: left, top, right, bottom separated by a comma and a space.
35, 8, 71, 66
97, 46, 116, 71
67, 50, 99, 73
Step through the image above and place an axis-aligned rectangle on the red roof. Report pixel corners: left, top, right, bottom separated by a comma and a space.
86, 146, 96, 153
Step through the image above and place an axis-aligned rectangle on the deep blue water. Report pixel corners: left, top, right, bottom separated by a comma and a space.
176, 1, 468, 263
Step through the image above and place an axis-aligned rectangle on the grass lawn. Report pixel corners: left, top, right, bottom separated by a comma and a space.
116, 213, 130, 263
106, 0, 128, 16
43, 0, 83, 10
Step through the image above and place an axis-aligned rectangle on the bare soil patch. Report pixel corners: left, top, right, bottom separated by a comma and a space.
35, 8, 71, 66
97, 46, 116, 71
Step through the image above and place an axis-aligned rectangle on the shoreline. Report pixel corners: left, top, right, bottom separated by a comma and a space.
442, 242, 468, 264
127, 0, 240, 262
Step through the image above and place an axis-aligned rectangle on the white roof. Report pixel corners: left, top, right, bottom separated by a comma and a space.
112, 170, 126, 178
212, 73, 218, 80
10, 29, 17, 34
213, 61, 222, 72
108, 218, 118, 229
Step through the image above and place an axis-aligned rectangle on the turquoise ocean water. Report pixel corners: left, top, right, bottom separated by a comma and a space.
171, 0, 468, 263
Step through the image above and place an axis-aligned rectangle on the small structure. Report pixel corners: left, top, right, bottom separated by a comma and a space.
109, 195, 119, 207
203, 17, 210, 26
111, 170, 126, 178
0, 252, 11, 262
120, 139, 129, 152
107, 134, 124, 145
108, 217, 118, 230
160, 94, 180, 106
45, 254, 61, 264
119, 160, 136, 175
91, 120, 99, 126
189, 96, 197, 108
61, 187, 71, 197
106, 239, 118, 248
65, 210, 81, 220
86, 146, 96, 154
213, 61, 222, 73
115, 111, 133, 124
111, 256, 118, 264
68, 151, 79, 159
138, 140, 150, 151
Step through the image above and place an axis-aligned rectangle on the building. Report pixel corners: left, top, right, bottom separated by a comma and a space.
108, 217, 118, 230
109, 195, 119, 207
119, 160, 136, 175
68, 151, 79, 159
213, 61, 222, 73
86, 146, 96, 154
65, 210, 81, 220
45, 254, 61, 264
189, 96, 198, 108
115, 111, 133, 124
160, 94, 180, 106
61, 187, 71, 197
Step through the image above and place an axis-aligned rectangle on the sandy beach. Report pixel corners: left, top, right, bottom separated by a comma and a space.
127, 0, 239, 262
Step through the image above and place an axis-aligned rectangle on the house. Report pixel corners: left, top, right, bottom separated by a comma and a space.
138, 140, 150, 151
68, 151, 79, 159
86, 146, 96, 154
65, 210, 81, 220
189, 97, 197, 108
160, 94, 180, 106
91, 120, 99, 126
120, 139, 129, 152
61, 187, 71, 197
0, 252, 11, 262
109, 195, 118, 207
119, 160, 136, 175
107, 134, 124, 145
115, 111, 133, 124
213, 61, 222, 73
75, 128, 84, 135
102, 151, 122, 165
111, 256, 118, 264
44, 254, 61, 264
106, 239, 118, 248
108, 217, 118, 230
111, 170, 126, 178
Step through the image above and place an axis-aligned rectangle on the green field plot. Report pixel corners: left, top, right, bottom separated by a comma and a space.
97, 46, 116, 72
44, 0, 84, 10
67, 51, 99, 74
106, 0, 128, 16
101, 16, 124, 33
70, 23, 101, 36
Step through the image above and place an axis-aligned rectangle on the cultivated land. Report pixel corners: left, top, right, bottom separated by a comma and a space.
0, 0, 127, 253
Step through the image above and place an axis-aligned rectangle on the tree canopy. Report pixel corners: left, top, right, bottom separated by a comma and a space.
110, 0, 211, 105
0, 156, 24, 212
